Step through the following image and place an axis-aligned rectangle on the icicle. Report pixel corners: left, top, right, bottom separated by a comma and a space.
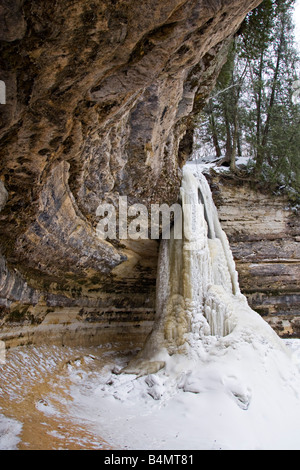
122, 162, 245, 374
179, 165, 241, 338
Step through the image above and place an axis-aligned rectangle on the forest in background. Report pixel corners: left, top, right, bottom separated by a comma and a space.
194, 0, 300, 205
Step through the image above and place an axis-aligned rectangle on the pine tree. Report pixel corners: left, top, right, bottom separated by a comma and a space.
195, 0, 300, 199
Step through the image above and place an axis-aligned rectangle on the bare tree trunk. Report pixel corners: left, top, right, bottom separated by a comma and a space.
254, 52, 264, 173
224, 104, 233, 163
256, 20, 285, 174
230, 112, 238, 172
208, 102, 222, 159
261, 22, 285, 153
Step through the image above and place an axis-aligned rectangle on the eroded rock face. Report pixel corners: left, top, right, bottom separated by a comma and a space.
0, 0, 261, 345
209, 173, 300, 338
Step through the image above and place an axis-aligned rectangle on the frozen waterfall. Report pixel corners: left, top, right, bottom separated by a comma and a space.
122, 162, 288, 375
102, 162, 300, 450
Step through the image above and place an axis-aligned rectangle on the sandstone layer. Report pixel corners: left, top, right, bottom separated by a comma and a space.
209, 172, 300, 338
0, 0, 261, 346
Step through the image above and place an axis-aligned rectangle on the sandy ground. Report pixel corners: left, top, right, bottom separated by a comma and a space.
1, 339, 300, 451
0, 343, 125, 450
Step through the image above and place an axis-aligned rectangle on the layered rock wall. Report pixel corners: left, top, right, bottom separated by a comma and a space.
209, 173, 300, 338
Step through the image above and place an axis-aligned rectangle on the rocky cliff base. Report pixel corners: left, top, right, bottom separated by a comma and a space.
209, 172, 300, 338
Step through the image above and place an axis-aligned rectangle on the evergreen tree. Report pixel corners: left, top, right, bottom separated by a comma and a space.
195, 0, 300, 198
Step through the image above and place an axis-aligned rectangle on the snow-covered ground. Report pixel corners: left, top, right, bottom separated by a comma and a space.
0, 339, 300, 451
65, 339, 300, 451
0, 415, 22, 451
189, 155, 252, 174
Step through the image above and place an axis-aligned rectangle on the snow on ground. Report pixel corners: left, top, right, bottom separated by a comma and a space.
188, 156, 252, 174
63, 338, 300, 451
0, 339, 300, 450
0, 414, 22, 450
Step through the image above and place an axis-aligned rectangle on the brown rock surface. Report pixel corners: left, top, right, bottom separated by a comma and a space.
0, 0, 261, 345
209, 172, 300, 338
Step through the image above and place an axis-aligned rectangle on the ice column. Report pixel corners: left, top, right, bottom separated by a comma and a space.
155, 164, 242, 348
123, 164, 243, 373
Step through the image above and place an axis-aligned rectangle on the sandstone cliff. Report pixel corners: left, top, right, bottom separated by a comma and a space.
0, 0, 263, 346
209, 172, 300, 338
